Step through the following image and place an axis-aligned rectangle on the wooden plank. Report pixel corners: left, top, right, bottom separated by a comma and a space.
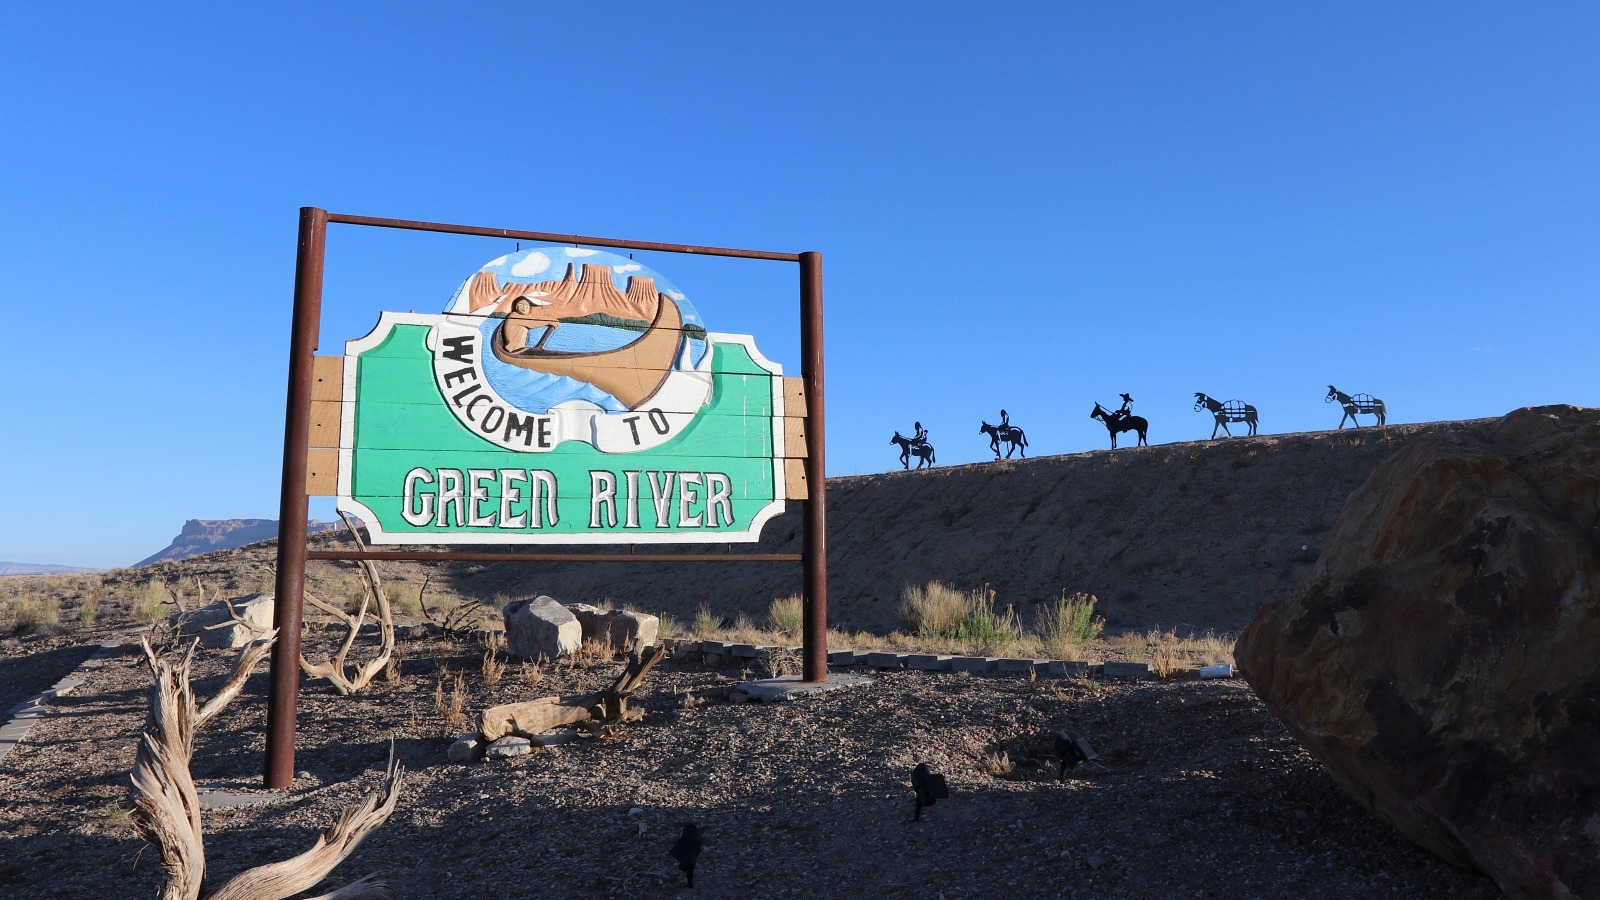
784, 458, 808, 500
311, 356, 344, 402
783, 377, 807, 418
307, 449, 340, 496
309, 401, 342, 449
784, 417, 808, 458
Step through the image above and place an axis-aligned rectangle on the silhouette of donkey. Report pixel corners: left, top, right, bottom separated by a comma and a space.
1193, 393, 1258, 438
979, 421, 1028, 459
891, 432, 936, 469
1325, 386, 1386, 428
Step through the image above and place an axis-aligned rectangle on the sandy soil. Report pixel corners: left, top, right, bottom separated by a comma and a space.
0, 627, 1500, 899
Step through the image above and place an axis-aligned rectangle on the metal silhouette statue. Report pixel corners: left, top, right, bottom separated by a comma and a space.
1091, 395, 1148, 449
1193, 393, 1258, 438
891, 421, 937, 469
980, 409, 1028, 459
1326, 385, 1386, 428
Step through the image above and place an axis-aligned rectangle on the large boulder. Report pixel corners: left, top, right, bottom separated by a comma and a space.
503, 596, 581, 660
1236, 406, 1600, 899
566, 604, 660, 650
174, 593, 275, 649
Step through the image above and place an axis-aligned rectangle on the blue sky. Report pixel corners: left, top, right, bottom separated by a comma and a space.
2, 3, 1596, 567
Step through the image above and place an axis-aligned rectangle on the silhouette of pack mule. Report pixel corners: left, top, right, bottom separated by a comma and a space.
891, 432, 936, 469
980, 421, 1028, 459
1193, 393, 1258, 438
1326, 385, 1386, 428
1091, 402, 1148, 449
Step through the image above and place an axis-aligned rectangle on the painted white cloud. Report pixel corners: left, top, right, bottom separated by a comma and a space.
565, 247, 599, 257
664, 289, 686, 301
485, 254, 509, 268
613, 263, 642, 273
510, 251, 551, 277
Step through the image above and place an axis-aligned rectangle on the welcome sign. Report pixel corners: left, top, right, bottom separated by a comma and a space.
307, 246, 805, 544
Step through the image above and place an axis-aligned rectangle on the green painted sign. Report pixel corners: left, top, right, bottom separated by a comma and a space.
335, 247, 792, 544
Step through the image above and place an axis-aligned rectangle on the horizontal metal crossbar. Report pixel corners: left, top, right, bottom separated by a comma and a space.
306, 550, 803, 563
326, 213, 802, 262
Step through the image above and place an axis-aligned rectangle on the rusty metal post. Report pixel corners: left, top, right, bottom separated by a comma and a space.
265, 206, 327, 788
799, 251, 828, 682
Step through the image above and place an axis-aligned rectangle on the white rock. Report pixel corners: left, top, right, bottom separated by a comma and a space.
485, 736, 532, 759
448, 736, 484, 763
174, 594, 275, 649
502, 596, 581, 660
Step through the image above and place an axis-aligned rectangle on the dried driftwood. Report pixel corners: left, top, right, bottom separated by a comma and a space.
300, 512, 395, 695
479, 644, 664, 741
130, 633, 404, 900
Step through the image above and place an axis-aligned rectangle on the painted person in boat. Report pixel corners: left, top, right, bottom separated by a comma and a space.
501, 295, 563, 353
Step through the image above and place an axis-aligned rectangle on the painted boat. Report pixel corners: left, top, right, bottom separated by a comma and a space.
491, 296, 683, 409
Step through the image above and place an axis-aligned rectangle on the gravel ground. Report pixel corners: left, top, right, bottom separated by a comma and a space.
0, 629, 1502, 899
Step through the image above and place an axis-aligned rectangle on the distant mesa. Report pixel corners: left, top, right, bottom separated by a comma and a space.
466, 263, 660, 323
135, 518, 348, 568
0, 561, 93, 577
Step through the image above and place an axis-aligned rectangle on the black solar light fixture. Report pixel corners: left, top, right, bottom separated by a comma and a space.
1054, 731, 1096, 782
912, 762, 950, 821
671, 821, 702, 888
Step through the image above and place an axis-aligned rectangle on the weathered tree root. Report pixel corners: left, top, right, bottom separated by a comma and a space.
300, 512, 395, 696
479, 644, 665, 741
130, 634, 405, 900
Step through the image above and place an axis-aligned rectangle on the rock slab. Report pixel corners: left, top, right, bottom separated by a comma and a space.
484, 736, 531, 759
1236, 406, 1600, 899
566, 604, 660, 649
503, 596, 581, 660
175, 593, 275, 649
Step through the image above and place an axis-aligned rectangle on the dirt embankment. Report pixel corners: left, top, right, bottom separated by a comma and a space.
66, 420, 1491, 637
503, 420, 1493, 634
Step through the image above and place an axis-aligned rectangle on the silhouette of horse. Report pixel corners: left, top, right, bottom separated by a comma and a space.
1325, 385, 1386, 428
891, 432, 936, 469
979, 421, 1028, 459
1193, 393, 1258, 438
1091, 402, 1148, 449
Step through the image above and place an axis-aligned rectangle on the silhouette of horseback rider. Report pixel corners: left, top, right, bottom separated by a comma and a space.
999, 409, 1010, 430
912, 421, 929, 448
1114, 393, 1135, 422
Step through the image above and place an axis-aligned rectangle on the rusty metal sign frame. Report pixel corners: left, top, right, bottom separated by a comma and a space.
264, 208, 827, 787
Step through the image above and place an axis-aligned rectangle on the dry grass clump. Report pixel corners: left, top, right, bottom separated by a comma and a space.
434, 670, 468, 737
75, 596, 99, 625
767, 595, 803, 639
132, 581, 169, 624
1109, 627, 1236, 675
656, 613, 676, 640
981, 750, 1015, 776
1034, 592, 1104, 660
900, 582, 1020, 656
10, 596, 60, 634
481, 636, 506, 687
693, 604, 718, 637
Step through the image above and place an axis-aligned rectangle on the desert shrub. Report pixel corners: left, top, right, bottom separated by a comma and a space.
729, 613, 761, 643
1034, 592, 1104, 660
132, 582, 168, 624
656, 613, 676, 640
76, 596, 99, 625
693, 604, 718, 637
900, 582, 970, 639
767, 595, 803, 638
902, 583, 1020, 656
12, 596, 59, 633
